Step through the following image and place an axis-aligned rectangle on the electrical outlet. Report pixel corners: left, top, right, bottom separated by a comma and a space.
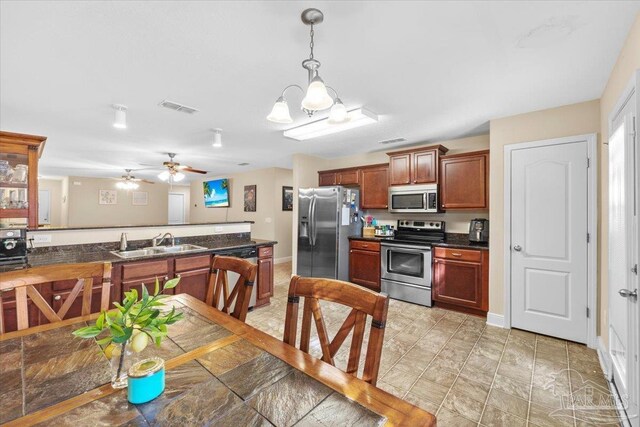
214, 226, 223, 232
33, 234, 52, 243
264, 217, 272, 223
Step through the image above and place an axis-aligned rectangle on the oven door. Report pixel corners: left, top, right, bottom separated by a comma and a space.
381, 242, 431, 287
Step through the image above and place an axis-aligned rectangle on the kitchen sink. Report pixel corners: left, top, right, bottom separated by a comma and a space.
110, 244, 207, 259
149, 244, 207, 253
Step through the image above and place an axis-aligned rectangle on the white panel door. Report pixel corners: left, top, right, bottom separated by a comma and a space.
38, 189, 50, 225
511, 141, 588, 343
608, 94, 638, 424
168, 193, 185, 224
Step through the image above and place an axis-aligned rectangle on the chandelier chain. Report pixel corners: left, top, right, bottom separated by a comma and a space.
309, 24, 314, 60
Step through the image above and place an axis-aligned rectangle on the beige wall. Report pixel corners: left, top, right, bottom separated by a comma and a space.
190, 167, 293, 261
598, 14, 640, 346
67, 176, 171, 227
38, 178, 64, 227
488, 100, 601, 319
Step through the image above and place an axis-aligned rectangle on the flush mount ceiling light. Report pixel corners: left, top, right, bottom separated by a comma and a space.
267, 9, 350, 125
112, 104, 127, 129
212, 128, 223, 148
283, 108, 378, 141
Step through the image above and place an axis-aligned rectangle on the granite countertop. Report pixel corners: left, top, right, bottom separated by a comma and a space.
349, 233, 488, 250
0, 234, 277, 272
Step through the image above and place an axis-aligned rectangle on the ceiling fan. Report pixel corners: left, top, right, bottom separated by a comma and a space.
158, 153, 207, 182
111, 169, 154, 189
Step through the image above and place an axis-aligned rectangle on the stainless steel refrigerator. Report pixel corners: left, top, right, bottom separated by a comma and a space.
297, 187, 362, 281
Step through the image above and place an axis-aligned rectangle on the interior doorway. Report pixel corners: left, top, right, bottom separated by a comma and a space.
168, 192, 185, 224
38, 189, 50, 225
608, 72, 639, 426
504, 134, 597, 345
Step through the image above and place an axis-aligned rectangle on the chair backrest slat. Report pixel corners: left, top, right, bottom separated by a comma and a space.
205, 255, 257, 323
0, 262, 112, 334
283, 275, 389, 386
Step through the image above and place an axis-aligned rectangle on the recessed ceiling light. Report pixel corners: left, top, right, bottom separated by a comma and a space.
283, 108, 378, 141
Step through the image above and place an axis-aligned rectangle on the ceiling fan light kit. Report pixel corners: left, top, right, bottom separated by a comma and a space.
267, 8, 361, 132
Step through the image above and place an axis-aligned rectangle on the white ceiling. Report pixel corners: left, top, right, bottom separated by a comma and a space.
1, 1, 639, 181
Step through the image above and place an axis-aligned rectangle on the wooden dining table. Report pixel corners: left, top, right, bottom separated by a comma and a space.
0, 293, 436, 426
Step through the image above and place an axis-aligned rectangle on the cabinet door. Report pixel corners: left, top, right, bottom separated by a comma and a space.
413, 149, 438, 184
360, 165, 389, 209
388, 154, 411, 185
1, 291, 43, 333
174, 269, 210, 302
122, 276, 172, 297
433, 258, 483, 309
318, 172, 337, 186
337, 169, 360, 186
257, 257, 273, 301
440, 153, 489, 209
52, 283, 119, 320
349, 249, 381, 291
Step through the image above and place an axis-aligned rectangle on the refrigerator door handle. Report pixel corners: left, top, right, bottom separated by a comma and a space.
310, 196, 317, 246
307, 196, 314, 246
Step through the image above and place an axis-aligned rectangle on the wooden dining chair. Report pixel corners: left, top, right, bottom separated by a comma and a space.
0, 262, 112, 334
205, 255, 257, 322
283, 275, 389, 386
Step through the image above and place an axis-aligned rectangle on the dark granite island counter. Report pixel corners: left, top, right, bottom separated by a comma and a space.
0, 294, 436, 426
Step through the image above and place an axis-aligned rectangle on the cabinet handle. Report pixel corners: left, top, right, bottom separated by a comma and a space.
451, 252, 462, 257
362, 244, 368, 248
176, 274, 181, 278
54, 295, 61, 301
164, 276, 169, 280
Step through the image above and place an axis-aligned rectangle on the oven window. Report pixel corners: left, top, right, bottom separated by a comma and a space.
391, 193, 424, 209
387, 250, 424, 277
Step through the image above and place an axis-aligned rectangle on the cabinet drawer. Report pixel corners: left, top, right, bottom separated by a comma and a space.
174, 255, 211, 272
258, 246, 273, 258
121, 260, 169, 280
349, 240, 380, 252
433, 247, 481, 262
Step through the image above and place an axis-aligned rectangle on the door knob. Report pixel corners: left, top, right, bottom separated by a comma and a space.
618, 289, 638, 299
513, 245, 522, 252
54, 295, 61, 301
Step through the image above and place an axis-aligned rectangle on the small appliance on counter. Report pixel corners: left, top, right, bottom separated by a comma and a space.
0, 228, 28, 265
469, 219, 489, 243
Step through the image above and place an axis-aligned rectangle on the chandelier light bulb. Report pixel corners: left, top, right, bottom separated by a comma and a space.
328, 98, 349, 124
267, 97, 293, 123
212, 128, 223, 148
173, 172, 185, 182
113, 105, 127, 129
158, 170, 170, 181
301, 76, 334, 111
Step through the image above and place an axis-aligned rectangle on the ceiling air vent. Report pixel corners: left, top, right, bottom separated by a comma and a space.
238, 163, 250, 166
158, 99, 199, 114
379, 137, 407, 145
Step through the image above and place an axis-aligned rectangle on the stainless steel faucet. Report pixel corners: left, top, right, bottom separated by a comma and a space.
152, 232, 175, 247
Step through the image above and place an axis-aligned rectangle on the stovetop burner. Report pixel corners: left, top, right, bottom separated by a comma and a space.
383, 219, 446, 247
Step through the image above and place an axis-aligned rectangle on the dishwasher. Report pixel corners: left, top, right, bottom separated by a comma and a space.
214, 245, 258, 309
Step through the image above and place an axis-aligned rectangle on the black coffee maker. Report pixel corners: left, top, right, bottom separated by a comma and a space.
0, 228, 28, 265
468, 219, 489, 243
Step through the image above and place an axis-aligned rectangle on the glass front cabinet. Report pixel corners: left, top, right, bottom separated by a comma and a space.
0, 131, 47, 229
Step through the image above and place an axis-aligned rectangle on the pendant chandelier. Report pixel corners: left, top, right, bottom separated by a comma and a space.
267, 8, 348, 125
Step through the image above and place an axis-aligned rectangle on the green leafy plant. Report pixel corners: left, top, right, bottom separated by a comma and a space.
73, 277, 183, 380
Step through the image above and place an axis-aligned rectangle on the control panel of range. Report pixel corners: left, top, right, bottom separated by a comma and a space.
397, 220, 444, 230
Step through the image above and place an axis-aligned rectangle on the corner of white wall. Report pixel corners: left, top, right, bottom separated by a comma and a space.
486, 312, 506, 329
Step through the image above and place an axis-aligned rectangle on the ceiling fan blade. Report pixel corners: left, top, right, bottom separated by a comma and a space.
140, 179, 155, 184
182, 166, 207, 174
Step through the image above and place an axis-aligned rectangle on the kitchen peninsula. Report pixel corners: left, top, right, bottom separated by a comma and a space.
0, 221, 276, 333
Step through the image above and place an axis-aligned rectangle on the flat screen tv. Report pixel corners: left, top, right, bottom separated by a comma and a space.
203, 178, 230, 208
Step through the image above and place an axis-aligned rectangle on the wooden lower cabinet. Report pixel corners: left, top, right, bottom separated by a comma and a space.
0, 289, 44, 333
174, 255, 211, 302
432, 247, 488, 316
256, 246, 274, 308
349, 240, 381, 292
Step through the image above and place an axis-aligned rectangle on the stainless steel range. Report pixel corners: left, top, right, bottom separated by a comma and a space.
381, 220, 445, 307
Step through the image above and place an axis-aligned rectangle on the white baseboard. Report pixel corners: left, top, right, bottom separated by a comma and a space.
274, 256, 292, 265
486, 312, 506, 328
597, 336, 613, 380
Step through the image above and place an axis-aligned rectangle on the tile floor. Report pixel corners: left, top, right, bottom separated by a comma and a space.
246, 262, 622, 426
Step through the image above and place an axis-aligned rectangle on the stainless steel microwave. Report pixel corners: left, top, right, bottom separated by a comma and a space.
388, 184, 439, 213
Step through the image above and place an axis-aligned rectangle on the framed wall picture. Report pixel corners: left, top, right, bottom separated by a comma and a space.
99, 189, 117, 205
244, 185, 256, 212
132, 191, 148, 206
282, 186, 293, 211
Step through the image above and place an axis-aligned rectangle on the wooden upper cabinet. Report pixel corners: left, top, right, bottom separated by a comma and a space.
336, 169, 359, 186
440, 150, 489, 210
387, 145, 448, 186
318, 171, 337, 186
360, 164, 389, 209
0, 131, 47, 229
388, 153, 411, 185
